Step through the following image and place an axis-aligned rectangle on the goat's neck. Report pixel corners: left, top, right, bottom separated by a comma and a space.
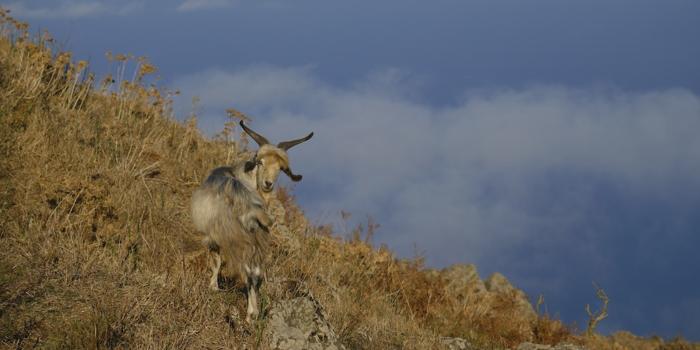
233, 161, 257, 190
234, 157, 272, 206
259, 188, 275, 206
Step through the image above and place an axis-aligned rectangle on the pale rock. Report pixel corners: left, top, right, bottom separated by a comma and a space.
441, 264, 487, 297
265, 296, 345, 350
440, 336, 479, 350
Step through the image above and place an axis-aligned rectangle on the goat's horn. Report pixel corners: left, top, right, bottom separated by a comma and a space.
239, 121, 270, 146
283, 168, 303, 182
277, 132, 314, 151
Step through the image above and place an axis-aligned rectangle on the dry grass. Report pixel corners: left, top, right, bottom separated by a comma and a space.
0, 9, 695, 349
581, 332, 700, 350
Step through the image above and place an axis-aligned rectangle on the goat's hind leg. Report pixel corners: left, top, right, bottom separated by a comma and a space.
208, 250, 222, 291
244, 265, 262, 324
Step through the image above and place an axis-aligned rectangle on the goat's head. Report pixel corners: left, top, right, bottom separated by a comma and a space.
240, 121, 313, 194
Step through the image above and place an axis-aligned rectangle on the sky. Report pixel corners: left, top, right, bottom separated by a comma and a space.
3, 0, 700, 341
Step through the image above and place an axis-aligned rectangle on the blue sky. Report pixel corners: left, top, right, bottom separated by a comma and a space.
4, 0, 700, 341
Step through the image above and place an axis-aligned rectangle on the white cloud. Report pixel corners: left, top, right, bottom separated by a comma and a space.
176, 0, 236, 12
2, 1, 142, 19
173, 66, 700, 272
116, 2, 143, 15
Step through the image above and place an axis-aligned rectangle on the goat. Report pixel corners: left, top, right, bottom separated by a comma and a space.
191, 121, 313, 324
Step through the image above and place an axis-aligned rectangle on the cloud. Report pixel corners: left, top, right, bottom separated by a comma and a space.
173, 67, 700, 245
173, 65, 700, 338
176, 0, 236, 12
2, 1, 142, 19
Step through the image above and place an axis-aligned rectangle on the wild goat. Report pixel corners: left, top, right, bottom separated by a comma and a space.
191, 121, 313, 323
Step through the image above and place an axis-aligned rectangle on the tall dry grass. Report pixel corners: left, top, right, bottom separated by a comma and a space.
1, 9, 695, 349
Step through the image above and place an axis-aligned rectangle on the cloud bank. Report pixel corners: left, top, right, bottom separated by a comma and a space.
174, 65, 700, 338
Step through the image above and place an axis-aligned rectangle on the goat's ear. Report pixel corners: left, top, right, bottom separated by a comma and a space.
244, 160, 257, 173
283, 168, 303, 182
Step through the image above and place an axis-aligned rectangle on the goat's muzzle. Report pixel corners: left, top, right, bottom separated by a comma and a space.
261, 181, 274, 193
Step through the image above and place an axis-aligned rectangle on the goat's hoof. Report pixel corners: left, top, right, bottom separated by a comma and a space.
245, 313, 259, 325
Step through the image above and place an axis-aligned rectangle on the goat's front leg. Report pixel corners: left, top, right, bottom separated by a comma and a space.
239, 208, 272, 233
255, 210, 273, 230
208, 251, 222, 291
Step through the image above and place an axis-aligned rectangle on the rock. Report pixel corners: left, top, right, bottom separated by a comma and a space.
265, 296, 345, 350
441, 264, 487, 297
440, 266, 537, 322
485, 272, 537, 320
440, 336, 479, 350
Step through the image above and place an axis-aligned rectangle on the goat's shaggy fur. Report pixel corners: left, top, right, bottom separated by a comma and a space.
191, 163, 272, 323
191, 121, 312, 324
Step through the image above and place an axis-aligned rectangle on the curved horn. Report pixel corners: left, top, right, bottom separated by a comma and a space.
283, 168, 303, 182
277, 132, 314, 151
239, 121, 270, 146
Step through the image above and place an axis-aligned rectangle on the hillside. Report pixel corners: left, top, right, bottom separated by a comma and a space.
0, 9, 697, 349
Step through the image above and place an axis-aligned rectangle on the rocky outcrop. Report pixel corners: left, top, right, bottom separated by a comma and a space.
261, 265, 572, 350
442, 264, 487, 296
265, 296, 345, 350
439, 264, 537, 320
484, 272, 537, 320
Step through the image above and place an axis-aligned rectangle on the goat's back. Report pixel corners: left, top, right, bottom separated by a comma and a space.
191, 166, 270, 278
191, 166, 262, 232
